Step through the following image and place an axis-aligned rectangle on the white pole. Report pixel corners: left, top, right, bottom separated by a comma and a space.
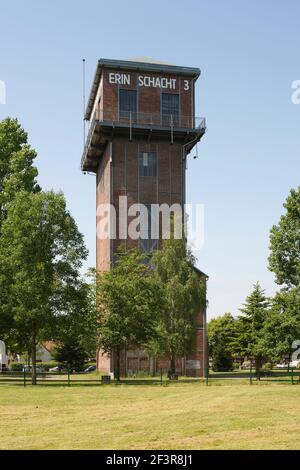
0, 341, 6, 373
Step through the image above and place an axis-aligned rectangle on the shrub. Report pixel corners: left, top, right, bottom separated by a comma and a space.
37, 362, 60, 371
10, 361, 95, 372
127, 370, 152, 378
10, 362, 26, 371
211, 343, 233, 372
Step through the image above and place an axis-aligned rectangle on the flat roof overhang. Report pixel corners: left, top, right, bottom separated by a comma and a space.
85, 58, 201, 121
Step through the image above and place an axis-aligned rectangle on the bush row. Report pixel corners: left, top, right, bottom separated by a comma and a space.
9, 361, 97, 371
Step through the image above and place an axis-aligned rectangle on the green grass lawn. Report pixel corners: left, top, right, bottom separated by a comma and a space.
0, 381, 300, 450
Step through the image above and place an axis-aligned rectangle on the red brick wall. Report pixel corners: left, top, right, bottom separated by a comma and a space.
96, 143, 111, 271
93, 65, 206, 378
109, 137, 183, 251
101, 68, 194, 122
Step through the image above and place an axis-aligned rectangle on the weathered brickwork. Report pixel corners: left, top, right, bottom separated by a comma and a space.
85, 59, 207, 378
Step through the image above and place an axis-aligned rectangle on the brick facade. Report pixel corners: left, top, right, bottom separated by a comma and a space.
82, 58, 207, 378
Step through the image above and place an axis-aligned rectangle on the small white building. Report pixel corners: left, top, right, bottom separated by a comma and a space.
36, 342, 55, 362
19, 342, 56, 364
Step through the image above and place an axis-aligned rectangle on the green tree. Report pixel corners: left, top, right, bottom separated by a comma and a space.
269, 187, 300, 288
207, 313, 237, 371
0, 191, 88, 384
237, 282, 270, 378
53, 341, 89, 372
262, 288, 300, 370
211, 342, 233, 372
0, 118, 40, 225
0, 118, 41, 341
51, 279, 98, 368
96, 249, 161, 381
150, 237, 206, 374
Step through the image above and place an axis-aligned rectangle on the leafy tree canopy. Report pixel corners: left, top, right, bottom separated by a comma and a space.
0, 190, 88, 383
0, 118, 40, 225
207, 313, 237, 356
96, 249, 162, 380
269, 187, 300, 288
149, 237, 206, 372
207, 313, 237, 372
262, 287, 300, 365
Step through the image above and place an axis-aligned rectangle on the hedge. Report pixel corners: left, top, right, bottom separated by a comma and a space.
9, 361, 96, 372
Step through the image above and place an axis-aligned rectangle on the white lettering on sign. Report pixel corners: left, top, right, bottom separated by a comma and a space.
108, 73, 186, 90
184, 80, 189, 91
109, 73, 130, 85
138, 75, 176, 89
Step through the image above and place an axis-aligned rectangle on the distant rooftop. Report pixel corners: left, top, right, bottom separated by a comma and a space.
85, 57, 201, 120
126, 56, 173, 66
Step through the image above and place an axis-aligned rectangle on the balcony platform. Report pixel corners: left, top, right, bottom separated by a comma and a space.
81, 113, 206, 172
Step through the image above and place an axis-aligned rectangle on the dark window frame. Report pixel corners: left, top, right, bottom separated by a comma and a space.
139, 151, 157, 177
161, 92, 180, 126
119, 88, 137, 120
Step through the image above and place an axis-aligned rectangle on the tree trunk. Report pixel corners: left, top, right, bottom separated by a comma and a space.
115, 348, 120, 382
287, 347, 292, 373
96, 348, 99, 371
170, 353, 176, 375
151, 358, 156, 377
31, 333, 37, 386
255, 356, 262, 380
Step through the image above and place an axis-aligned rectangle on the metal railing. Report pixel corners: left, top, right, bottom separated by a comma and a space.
0, 370, 106, 386
0, 370, 199, 386
89, 108, 206, 131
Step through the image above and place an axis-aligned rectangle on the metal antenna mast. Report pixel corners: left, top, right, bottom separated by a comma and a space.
82, 58, 86, 150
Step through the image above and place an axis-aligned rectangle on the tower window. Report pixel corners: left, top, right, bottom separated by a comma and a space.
119, 89, 137, 119
161, 93, 179, 125
139, 151, 157, 177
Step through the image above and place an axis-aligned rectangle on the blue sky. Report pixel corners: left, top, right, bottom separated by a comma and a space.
0, 0, 299, 319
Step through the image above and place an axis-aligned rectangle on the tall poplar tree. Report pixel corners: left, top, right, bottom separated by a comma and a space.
149, 237, 206, 374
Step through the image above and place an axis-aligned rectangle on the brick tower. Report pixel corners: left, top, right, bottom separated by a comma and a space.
81, 58, 207, 377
